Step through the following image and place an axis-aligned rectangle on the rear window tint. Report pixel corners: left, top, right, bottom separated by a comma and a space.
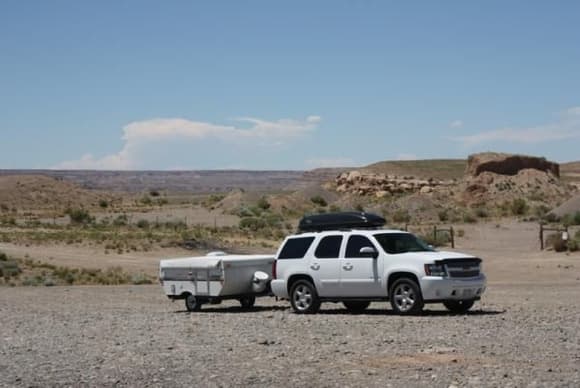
315, 235, 343, 259
278, 237, 315, 259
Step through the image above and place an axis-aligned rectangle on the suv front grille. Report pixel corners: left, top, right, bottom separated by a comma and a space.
443, 259, 481, 278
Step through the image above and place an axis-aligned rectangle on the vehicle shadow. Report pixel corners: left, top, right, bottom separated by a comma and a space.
318, 308, 506, 316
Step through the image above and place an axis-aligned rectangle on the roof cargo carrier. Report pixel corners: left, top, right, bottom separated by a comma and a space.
298, 212, 386, 232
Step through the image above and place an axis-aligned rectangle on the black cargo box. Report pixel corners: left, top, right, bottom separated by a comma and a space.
298, 212, 386, 232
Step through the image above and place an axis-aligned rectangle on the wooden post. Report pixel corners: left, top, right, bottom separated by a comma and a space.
539, 224, 544, 250
450, 226, 455, 249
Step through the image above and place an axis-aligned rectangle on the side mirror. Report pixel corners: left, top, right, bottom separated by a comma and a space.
359, 246, 378, 259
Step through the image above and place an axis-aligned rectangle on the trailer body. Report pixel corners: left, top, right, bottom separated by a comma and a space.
159, 253, 275, 308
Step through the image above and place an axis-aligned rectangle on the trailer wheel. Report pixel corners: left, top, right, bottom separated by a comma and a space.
239, 296, 256, 309
185, 294, 202, 312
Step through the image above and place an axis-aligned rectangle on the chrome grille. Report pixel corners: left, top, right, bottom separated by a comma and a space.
444, 259, 481, 278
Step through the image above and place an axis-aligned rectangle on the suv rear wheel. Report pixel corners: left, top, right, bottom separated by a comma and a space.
389, 278, 424, 315
290, 280, 321, 314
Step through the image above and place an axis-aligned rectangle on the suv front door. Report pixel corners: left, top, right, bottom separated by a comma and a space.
339, 234, 383, 297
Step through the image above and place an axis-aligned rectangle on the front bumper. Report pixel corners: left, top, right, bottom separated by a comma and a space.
420, 274, 487, 301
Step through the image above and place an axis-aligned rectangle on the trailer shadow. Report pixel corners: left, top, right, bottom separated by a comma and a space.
174, 305, 289, 314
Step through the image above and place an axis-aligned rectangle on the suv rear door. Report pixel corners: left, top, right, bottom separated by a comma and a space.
339, 234, 384, 297
310, 234, 343, 297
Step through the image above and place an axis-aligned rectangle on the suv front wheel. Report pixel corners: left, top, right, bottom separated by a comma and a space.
290, 280, 321, 314
389, 278, 424, 315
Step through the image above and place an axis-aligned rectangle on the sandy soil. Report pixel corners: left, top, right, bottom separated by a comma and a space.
1, 220, 580, 386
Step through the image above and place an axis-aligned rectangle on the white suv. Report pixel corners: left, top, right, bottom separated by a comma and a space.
270, 217, 486, 315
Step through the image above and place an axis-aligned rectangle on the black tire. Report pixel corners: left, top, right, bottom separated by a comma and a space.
185, 294, 202, 312
443, 299, 475, 314
389, 278, 424, 315
239, 296, 256, 309
289, 280, 321, 314
343, 301, 371, 313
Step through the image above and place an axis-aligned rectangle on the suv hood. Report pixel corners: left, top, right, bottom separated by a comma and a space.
393, 250, 478, 263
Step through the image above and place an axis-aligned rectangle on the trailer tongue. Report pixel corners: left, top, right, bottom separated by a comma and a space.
159, 252, 275, 312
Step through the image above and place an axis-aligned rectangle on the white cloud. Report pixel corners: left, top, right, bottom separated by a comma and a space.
450, 120, 464, 129
396, 153, 418, 161
452, 106, 580, 147
53, 115, 320, 170
305, 157, 356, 168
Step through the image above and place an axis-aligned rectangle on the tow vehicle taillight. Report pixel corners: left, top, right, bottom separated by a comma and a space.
272, 260, 277, 279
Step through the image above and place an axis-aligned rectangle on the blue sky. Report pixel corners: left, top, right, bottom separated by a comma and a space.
1, 1, 580, 170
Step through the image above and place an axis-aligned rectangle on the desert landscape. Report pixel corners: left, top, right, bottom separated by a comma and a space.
1, 153, 580, 386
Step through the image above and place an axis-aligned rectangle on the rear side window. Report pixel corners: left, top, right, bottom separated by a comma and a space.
346, 235, 375, 258
315, 235, 343, 259
278, 237, 315, 259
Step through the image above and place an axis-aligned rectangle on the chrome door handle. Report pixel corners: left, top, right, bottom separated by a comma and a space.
342, 264, 353, 271
310, 264, 320, 270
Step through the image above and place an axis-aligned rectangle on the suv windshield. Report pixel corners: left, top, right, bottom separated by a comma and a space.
373, 233, 434, 254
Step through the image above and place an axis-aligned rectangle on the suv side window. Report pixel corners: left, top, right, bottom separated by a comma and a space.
314, 235, 343, 259
345, 235, 375, 258
278, 237, 315, 259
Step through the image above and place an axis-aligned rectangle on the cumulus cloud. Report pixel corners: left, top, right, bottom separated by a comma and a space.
452, 106, 580, 147
53, 115, 320, 170
450, 120, 464, 129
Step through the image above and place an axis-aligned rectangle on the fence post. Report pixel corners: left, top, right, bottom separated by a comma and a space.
450, 226, 455, 248
433, 225, 437, 243
539, 224, 544, 250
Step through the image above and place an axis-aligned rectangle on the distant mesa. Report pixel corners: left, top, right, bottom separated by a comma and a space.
466, 152, 560, 178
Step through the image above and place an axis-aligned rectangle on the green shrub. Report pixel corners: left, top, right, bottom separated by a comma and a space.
310, 195, 327, 207
438, 209, 449, 222
149, 190, 161, 197
140, 195, 153, 205
131, 273, 153, 285
0, 259, 22, 278
257, 197, 271, 210
392, 210, 410, 224
543, 212, 559, 223
546, 233, 567, 252
239, 217, 267, 231
98, 199, 109, 208
136, 219, 150, 229
420, 232, 450, 247
474, 208, 488, 218
0, 252, 7, 261
511, 198, 528, 216
66, 208, 94, 225
567, 239, 579, 252
462, 212, 477, 224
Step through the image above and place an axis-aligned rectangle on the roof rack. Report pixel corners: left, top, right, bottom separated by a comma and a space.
298, 212, 386, 232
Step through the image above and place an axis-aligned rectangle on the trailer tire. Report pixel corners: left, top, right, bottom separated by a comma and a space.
239, 296, 256, 309
185, 294, 202, 312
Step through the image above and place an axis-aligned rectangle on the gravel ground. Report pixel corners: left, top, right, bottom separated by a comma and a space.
1, 283, 579, 387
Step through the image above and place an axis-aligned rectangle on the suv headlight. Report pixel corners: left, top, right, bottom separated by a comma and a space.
424, 263, 446, 277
